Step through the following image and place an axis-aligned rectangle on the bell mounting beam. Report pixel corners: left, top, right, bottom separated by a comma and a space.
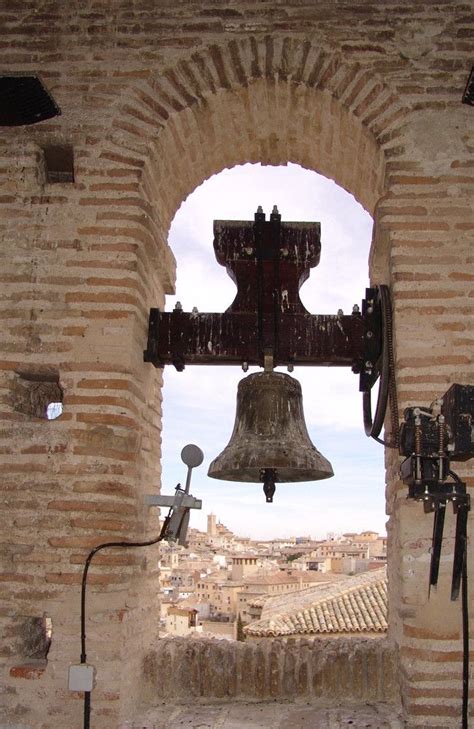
144, 208, 381, 377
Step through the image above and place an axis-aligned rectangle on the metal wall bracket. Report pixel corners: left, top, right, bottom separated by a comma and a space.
145, 493, 202, 509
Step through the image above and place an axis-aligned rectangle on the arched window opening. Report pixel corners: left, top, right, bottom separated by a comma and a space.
159, 163, 386, 639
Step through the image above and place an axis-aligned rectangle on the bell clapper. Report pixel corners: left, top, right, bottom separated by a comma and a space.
261, 468, 277, 503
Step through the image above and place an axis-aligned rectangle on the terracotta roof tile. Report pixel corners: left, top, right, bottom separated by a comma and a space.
245, 568, 387, 637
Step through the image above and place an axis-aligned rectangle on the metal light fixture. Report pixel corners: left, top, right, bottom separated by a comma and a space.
0, 74, 61, 126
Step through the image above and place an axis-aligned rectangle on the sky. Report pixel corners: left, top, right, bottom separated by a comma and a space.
159, 163, 387, 541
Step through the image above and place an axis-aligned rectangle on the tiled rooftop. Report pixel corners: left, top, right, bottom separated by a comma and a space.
245, 568, 387, 637
244, 570, 337, 586
246, 574, 345, 609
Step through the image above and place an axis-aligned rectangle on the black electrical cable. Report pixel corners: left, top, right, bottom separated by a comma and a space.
80, 513, 172, 729
363, 284, 392, 444
461, 535, 469, 729
363, 390, 387, 446
386, 296, 400, 448
448, 468, 470, 728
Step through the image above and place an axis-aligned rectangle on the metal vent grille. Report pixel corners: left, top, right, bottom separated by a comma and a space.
0, 75, 61, 126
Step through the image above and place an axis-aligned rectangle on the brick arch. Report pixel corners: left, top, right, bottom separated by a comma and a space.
100, 36, 409, 244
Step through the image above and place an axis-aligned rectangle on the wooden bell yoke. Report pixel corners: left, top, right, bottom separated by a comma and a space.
144, 206, 384, 388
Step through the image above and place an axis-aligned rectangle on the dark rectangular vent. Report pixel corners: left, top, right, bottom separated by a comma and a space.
462, 67, 474, 106
0, 75, 61, 126
43, 145, 74, 184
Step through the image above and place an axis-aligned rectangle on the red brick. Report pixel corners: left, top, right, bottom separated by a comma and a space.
0, 573, 34, 583
401, 646, 465, 662
10, 664, 46, 679
48, 536, 111, 548
47, 499, 136, 515
390, 175, 440, 185
403, 624, 460, 640
76, 413, 138, 428
69, 517, 133, 531
69, 552, 141, 566
45, 572, 126, 585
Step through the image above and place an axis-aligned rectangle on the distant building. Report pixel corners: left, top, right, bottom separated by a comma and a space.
194, 572, 242, 618
237, 571, 334, 623
165, 607, 201, 636
186, 528, 209, 549
304, 558, 331, 572
231, 555, 259, 581
207, 513, 217, 537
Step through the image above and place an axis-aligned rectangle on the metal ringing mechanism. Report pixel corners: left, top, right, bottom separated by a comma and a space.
144, 206, 472, 591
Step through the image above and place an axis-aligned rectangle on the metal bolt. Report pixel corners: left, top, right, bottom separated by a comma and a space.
264, 351, 274, 372
287, 364, 294, 373
352, 304, 360, 314
242, 362, 249, 372
337, 308, 344, 317
366, 330, 373, 338
272, 205, 279, 215
257, 205, 263, 214
191, 306, 199, 315
174, 301, 183, 312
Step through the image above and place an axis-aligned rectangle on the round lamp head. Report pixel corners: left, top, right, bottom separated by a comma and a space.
181, 444, 204, 468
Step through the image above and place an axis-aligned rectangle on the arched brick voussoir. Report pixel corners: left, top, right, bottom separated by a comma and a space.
134, 78, 387, 234
103, 37, 409, 236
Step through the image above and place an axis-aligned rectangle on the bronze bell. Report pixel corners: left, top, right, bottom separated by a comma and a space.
208, 371, 333, 502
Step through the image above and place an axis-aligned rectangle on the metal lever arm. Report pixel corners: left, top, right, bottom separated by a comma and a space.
452, 500, 469, 600
429, 501, 446, 592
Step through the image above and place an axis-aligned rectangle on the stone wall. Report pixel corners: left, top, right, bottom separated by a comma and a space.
0, 2, 472, 728
140, 636, 399, 704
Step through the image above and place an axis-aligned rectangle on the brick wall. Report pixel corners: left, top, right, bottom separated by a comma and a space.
0, 2, 472, 727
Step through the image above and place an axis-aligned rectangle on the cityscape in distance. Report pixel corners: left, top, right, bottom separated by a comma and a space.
159, 513, 388, 643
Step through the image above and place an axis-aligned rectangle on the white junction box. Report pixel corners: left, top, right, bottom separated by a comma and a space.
68, 663, 96, 692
